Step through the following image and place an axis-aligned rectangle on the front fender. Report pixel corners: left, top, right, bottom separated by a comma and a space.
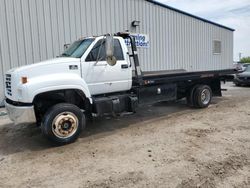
18, 73, 92, 103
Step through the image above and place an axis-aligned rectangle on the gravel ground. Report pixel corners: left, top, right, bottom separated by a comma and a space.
0, 82, 250, 188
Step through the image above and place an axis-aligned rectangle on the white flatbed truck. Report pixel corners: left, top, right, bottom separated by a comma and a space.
4, 32, 238, 144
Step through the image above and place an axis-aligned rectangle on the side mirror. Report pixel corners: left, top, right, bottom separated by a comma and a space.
64, 43, 71, 50
105, 35, 117, 66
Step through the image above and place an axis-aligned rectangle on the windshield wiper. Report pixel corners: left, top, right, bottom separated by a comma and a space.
61, 53, 71, 57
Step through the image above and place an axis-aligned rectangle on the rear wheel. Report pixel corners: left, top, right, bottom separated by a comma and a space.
187, 85, 199, 107
193, 85, 212, 108
41, 103, 85, 145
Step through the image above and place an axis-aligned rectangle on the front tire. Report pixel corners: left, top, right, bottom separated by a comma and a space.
41, 103, 85, 145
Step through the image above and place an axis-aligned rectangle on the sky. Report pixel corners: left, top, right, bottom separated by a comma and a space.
157, 0, 250, 61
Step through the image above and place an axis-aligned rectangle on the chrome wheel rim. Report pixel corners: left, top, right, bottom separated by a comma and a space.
201, 89, 211, 105
52, 112, 78, 139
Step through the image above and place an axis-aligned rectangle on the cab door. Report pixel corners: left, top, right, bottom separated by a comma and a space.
83, 38, 131, 95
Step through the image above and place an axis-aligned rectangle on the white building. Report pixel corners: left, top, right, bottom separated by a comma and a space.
0, 0, 234, 105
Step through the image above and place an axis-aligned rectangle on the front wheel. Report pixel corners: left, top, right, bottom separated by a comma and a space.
41, 103, 85, 145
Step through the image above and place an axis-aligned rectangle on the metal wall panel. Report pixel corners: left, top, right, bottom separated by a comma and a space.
0, 33, 3, 106
0, 0, 234, 104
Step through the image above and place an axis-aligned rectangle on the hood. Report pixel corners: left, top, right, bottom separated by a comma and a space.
237, 71, 250, 77
5, 57, 81, 102
7, 57, 81, 75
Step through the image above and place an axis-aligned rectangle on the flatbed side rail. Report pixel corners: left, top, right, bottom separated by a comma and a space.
132, 69, 240, 86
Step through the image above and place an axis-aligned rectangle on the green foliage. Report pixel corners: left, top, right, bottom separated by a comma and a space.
240, 57, 250, 64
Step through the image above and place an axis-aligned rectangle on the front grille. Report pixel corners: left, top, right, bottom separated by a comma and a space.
5, 74, 12, 96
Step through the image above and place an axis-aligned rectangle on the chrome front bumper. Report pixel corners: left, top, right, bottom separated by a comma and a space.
4, 100, 36, 124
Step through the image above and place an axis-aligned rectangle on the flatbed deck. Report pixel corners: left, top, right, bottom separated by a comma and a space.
132, 69, 238, 85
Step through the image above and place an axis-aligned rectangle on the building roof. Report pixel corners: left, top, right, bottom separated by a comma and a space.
146, 0, 235, 31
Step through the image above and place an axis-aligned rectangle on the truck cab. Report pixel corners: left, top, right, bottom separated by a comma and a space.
5, 34, 138, 144
5, 36, 132, 103
78, 36, 132, 95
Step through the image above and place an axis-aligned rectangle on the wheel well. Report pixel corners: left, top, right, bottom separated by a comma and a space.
33, 89, 90, 122
177, 78, 222, 99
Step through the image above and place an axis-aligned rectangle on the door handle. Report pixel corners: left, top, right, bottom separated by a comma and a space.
121, 64, 129, 69
94, 62, 107, 66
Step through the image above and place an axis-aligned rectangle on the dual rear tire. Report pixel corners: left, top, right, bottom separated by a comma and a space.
187, 85, 212, 108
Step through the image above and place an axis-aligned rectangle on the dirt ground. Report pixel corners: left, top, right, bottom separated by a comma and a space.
0, 82, 250, 188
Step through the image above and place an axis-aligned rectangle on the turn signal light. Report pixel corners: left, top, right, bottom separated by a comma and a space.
21, 77, 28, 84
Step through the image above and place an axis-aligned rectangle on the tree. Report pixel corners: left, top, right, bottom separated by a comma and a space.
240, 57, 250, 64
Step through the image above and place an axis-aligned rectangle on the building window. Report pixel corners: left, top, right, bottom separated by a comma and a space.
213, 40, 222, 54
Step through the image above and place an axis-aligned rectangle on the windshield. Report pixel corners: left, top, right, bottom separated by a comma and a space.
243, 64, 250, 72
61, 38, 94, 58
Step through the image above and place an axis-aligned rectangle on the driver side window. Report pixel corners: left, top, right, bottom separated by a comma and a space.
86, 39, 106, 62
85, 39, 124, 62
